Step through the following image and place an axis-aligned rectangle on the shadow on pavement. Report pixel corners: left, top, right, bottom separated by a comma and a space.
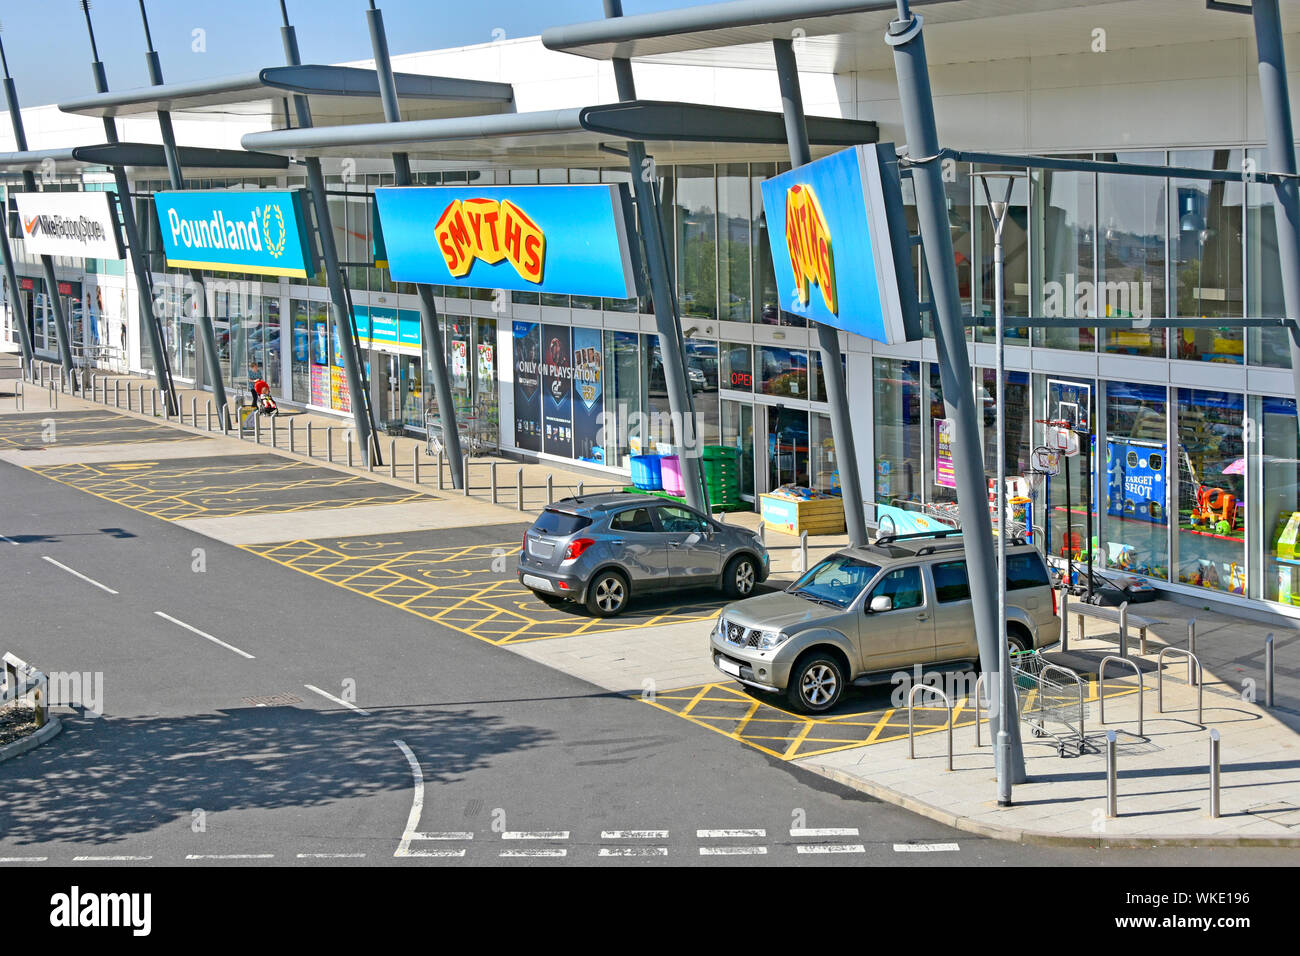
0, 702, 553, 846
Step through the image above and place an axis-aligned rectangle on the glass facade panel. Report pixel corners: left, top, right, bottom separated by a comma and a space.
676, 164, 718, 321
1104, 381, 1169, 579
717, 163, 751, 322
1170, 149, 1244, 363
1098, 151, 1167, 356
721, 342, 753, 393
1246, 146, 1289, 368
1175, 388, 1245, 593
874, 358, 922, 505
1257, 395, 1299, 605
973, 166, 1029, 341
758, 345, 807, 398
1033, 159, 1097, 351
751, 162, 781, 325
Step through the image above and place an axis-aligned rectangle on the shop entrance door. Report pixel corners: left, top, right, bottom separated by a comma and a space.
767, 404, 810, 491
375, 352, 403, 426
721, 399, 755, 503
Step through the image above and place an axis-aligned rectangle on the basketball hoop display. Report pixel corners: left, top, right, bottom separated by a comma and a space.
1038, 418, 1079, 457
1031, 445, 1061, 476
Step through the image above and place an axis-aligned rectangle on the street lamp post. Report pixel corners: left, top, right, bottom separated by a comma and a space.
980, 172, 1019, 807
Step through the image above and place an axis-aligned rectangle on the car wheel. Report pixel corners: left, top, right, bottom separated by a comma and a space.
787, 653, 844, 714
585, 570, 629, 617
1007, 628, 1030, 657
723, 554, 758, 599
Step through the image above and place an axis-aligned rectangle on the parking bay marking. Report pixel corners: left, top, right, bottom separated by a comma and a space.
797, 844, 866, 855
697, 828, 765, 838
42, 556, 118, 594
304, 683, 370, 716
699, 846, 767, 856
894, 842, 960, 853
792, 828, 860, 837
501, 848, 568, 858
155, 611, 254, 659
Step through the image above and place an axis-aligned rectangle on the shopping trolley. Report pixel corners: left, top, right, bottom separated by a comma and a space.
1009, 650, 1095, 757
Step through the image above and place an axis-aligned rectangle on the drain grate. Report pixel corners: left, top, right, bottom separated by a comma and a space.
242, 693, 304, 707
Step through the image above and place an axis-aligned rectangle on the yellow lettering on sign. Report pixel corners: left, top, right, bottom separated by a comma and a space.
435, 197, 545, 284
784, 183, 836, 314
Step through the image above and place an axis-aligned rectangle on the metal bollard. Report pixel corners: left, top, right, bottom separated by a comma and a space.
577, 480, 584, 497
758, 522, 766, 545
800, 530, 809, 574
1059, 587, 1070, 652
347, 439, 354, 469
305, 422, 313, 458
517, 468, 524, 511
1265, 633, 1275, 708
1209, 729, 1221, 819
114, 379, 120, 408
1105, 730, 1118, 818
289, 417, 296, 454
150, 388, 157, 417
206, 402, 213, 432
327, 427, 335, 464
271, 413, 278, 448
438, 449, 445, 491
1118, 601, 1129, 659
190, 396, 197, 427
1188, 619, 1197, 686
491, 462, 500, 503
255, 411, 262, 445
546, 473, 553, 504
390, 439, 397, 479
413, 444, 419, 484
463, 455, 471, 496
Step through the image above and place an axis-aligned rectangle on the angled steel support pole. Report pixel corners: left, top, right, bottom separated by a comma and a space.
137, 3, 229, 421
772, 38, 868, 547
887, 4, 1025, 786
603, 0, 707, 513
280, 12, 377, 466
366, 4, 464, 489
82, 3, 177, 414
1251, 0, 1300, 430
0, 210, 34, 372
0, 40, 77, 387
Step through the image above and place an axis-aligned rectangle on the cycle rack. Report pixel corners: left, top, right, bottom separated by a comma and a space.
1157, 646, 1203, 727
1098, 654, 1144, 738
907, 683, 954, 770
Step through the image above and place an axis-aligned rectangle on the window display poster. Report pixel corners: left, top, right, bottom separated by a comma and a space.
934, 417, 956, 488
1106, 437, 1167, 524
310, 361, 329, 407
572, 326, 603, 463
330, 364, 351, 414
513, 321, 541, 452
451, 339, 469, 392
477, 343, 494, 391
542, 323, 574, 459
311, 322, 329, 365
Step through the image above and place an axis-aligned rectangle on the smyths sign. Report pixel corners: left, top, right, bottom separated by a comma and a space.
14, 192, 124, 260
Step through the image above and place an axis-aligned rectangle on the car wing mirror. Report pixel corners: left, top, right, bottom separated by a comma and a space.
868, 595, 893, 613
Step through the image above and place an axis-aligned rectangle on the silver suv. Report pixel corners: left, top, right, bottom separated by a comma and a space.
518, 492, 769, 617
710, 531, 1058, 713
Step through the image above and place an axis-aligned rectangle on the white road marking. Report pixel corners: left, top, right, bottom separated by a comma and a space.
696, 828, 765, 838
154, 611, 254, 659
42, 556, 118, 594
405, 848, 466, 858
797, 844, 866, 854
72, 855, 152, 862
893, 842, 960, 853
412, 832, 474, 841
599, 847, 668, 857
297, 853, 366, 859
184, 854, 274, 860
0, 856, 47, 862
601, 830, 669, 840
500, 848, 567, 858
394, 739, 425, 859
699, 846, 767, 856
791, 828, 860, 837
502, 831, 569, 840
303, 683, 370, 716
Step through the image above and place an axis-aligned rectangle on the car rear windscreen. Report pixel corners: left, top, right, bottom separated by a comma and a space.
533, 509, 592, 537
1006, 552, 1051, 590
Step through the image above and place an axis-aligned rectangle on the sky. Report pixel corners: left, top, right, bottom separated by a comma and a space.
0, 0, 715, 107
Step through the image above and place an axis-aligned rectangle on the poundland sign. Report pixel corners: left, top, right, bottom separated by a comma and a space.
13, 192, 124, 260
154, 190, 315, 279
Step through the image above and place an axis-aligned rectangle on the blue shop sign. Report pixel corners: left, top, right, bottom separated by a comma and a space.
154, 190, 315, 279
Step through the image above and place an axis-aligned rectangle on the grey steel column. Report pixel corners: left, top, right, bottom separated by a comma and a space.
1251, 0, 1300, 427
603, 0, 707, 513
773, 37, 868, 547
366, 3, 464, 489
0, 38, 77, 386
887, 2, 1025, 784
137, 2, 229, 421
0, 212, 33, 371
81, 2, 176, 414
279, 8, 377, 466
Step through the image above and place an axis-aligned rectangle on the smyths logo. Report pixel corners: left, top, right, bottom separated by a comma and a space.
49, 886, 151, 936
435, 198, 545, 284
784, 183, 836, 314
